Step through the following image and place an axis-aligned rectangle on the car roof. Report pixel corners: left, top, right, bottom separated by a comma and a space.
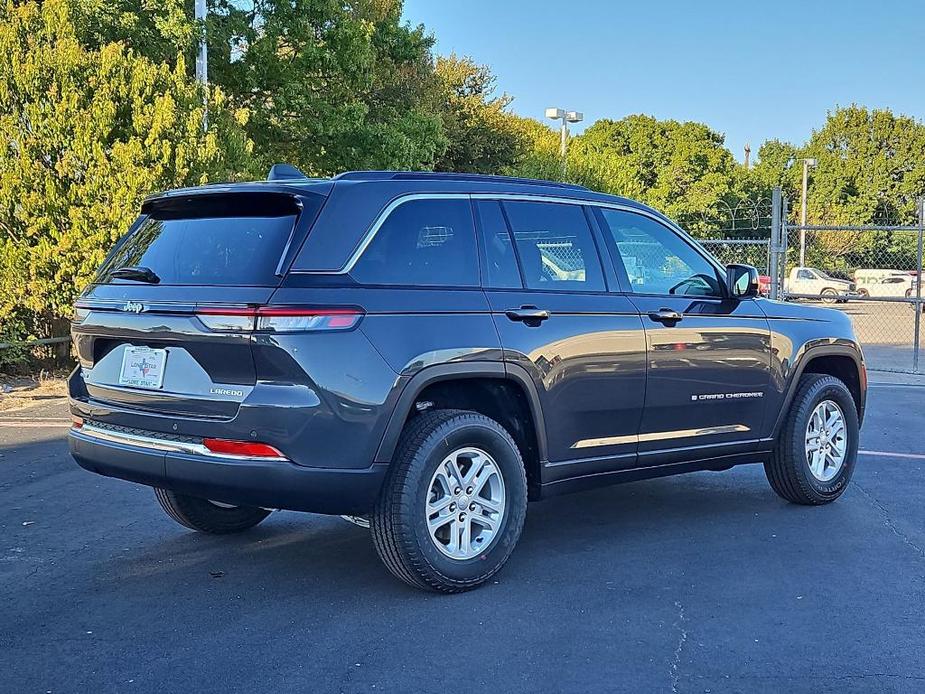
143, 171, 669, 273
144, 170, 654, 213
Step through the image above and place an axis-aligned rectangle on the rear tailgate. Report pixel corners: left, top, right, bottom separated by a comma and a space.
71, 191, 324, 420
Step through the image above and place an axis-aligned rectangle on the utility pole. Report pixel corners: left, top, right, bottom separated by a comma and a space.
195, 0, 208, 132
743, 143, 751, 169
799, 158, 817, 266
545, 107, 583, 177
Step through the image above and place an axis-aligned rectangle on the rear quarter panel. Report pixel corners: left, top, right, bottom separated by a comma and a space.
267, 283, 503, 465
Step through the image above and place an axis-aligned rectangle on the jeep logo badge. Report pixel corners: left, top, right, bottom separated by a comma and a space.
123, 301, 145, 313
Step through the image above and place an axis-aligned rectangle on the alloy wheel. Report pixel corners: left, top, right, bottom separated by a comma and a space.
805, 399, 848, 482
425, 447, 506, 560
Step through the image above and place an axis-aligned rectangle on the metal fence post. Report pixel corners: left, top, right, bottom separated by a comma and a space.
769, 187, 781, 300
914, 198, 924, 373
781, 196, 789, 296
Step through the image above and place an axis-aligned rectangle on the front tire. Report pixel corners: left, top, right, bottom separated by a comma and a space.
154, 489, 271, 534
820, 288, 838, 304
371, 409, 528, 593
764, 374, 859, 505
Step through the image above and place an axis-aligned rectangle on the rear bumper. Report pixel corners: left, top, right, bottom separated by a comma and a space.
68, 428, 388, 515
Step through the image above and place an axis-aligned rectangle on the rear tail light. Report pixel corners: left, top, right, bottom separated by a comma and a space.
71, 416, 84, 429
194, 307, 256, 332
202, 438, 286, 459
256, 307, 361, 332
195, 306, 363, 333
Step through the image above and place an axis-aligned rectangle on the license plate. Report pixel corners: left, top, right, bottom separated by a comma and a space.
119, 346, 167, 390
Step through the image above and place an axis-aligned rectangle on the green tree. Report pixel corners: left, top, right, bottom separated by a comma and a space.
568, 115, 745, 233
800, 105, 925, 226
753, 107, 925, 272
432, 54, 525, 174
505, 116, 560, 179
0, 0, 254, 347
506, 115, 613, 191
749, 139, 799, 200
212, 0, 446, 174
64, 0, 448, 175
66, 0, 194, 65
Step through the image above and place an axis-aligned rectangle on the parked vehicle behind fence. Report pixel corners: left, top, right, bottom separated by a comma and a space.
67, 169, 867, 592
784, 266, 857, 303
853, 268, 915, 298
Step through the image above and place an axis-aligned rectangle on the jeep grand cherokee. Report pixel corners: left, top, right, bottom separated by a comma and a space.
68, 169, 866, 592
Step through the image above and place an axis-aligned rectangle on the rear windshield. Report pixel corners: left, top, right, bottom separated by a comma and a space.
97, 193, 315, 286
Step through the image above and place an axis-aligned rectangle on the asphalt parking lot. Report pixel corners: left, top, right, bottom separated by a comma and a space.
1, 381, 924, 694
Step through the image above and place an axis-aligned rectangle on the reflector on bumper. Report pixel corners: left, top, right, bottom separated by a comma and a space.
74, 422, 288, 462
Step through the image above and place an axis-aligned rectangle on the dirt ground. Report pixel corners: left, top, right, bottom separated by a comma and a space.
0, 373, 68, 412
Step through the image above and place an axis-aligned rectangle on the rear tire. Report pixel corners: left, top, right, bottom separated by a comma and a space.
371, 409, 528, 593
764, 374, 859, 505
154, 489, 271, 534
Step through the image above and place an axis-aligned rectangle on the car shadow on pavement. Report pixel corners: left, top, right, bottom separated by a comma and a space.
89, 464, 797, 597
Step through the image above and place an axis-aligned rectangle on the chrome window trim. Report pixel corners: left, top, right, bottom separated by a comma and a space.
290, 191, 725, 277
325, 193, 469, 275
273, 196, 306, 277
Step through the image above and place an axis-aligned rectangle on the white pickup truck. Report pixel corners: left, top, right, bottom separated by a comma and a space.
784, 267, 857, 303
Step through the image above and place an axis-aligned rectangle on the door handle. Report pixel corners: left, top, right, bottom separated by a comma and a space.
647, 308, 683, 324
505, 306, 550, 325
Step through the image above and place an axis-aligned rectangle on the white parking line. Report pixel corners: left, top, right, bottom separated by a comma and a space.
860, 449, 925, 460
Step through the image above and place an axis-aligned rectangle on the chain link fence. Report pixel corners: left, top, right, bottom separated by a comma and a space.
686, 196, 773, 283
700, 238, 771, 275
778, 219, 924, 373
696, 191, 925, 374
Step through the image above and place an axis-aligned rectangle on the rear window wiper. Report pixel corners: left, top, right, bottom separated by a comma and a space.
109, 266, 161, 284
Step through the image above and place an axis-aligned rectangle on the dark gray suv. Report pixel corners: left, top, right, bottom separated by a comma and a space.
68, 170, 866, 592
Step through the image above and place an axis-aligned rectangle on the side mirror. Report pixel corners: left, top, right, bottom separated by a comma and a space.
726, 264, 760, 298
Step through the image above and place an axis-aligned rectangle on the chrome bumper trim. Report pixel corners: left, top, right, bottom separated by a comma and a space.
74, 423, 289, 462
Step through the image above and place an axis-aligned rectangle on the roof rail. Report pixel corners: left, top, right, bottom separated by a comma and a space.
333, 170, 589, 191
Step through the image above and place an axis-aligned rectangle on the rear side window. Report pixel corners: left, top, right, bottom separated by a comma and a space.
475, 201, 521, 289
502, 201, 605, 291
350, 198, 479, 287
97, 194, 309, 286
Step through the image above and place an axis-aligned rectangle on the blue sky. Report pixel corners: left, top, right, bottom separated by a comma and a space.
402, 0, 925, 163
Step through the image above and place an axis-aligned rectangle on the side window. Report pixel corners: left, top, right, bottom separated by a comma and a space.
502, 201, 605, 292
475, 201, 522, 289
798, 269, 814, 280
350, 198, 479, 287
598, 209, 722, 297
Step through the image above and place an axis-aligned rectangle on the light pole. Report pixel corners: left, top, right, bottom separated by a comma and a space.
545, 107, 583, 176
195, 0, 208, 132
799, 157, 817, 267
